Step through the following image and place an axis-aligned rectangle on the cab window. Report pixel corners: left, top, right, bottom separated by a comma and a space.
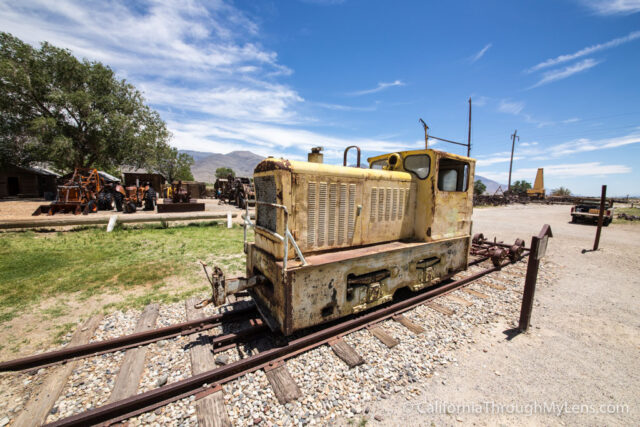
370, 159, 387, 169
438, 158, 469, 192
403, 154, 431, 179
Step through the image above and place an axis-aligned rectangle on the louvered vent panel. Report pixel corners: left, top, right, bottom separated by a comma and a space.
398, 189, 404, 219
328, 183, 337, 246
307, 182, 316, 246
378, 187, 384, 222
338, 184, 347, 244
385, 187, 391, 221
370, 188, 378, 223
348, 184, 356, 240
318, 182, 327, 246
392, 188, 398, 221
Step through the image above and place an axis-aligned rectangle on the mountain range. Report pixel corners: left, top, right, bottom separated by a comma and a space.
182, 150, 265, 182
182, 150, 507, 193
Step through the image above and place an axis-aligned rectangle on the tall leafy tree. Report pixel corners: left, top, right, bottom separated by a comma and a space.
0, 32, 170, 171
551, 187, 571, 196
155, 146, 194, 182
510, 180, 532, 194
473, 180, 486, 195
215, 167, 235, 179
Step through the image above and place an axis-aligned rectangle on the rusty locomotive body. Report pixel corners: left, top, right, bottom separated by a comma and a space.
200, 145, 475, 335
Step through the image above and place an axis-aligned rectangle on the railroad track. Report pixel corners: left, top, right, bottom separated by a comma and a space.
3, 239, 529, 426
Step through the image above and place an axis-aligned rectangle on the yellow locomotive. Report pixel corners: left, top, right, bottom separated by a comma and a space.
199, 144, 475, 335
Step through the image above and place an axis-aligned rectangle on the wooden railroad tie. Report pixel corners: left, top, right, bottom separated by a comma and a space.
264, 360, 302, 404
462, 288, 489, 299
329, 338, 365, 368
13, 315, 103, 427
393, 314, 425, 334
445, 294, 474, 307
107, 303, 159, 403
368, 325, 399, 348
186, 298, 231, 427
426, 302, 455, 316
481, 281, 507, 291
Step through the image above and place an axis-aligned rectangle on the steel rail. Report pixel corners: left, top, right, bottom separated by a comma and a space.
0, 305, 258, 372
46, 254, 527, 427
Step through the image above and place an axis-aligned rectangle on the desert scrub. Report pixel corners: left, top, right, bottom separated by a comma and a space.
0, 222, 251, 323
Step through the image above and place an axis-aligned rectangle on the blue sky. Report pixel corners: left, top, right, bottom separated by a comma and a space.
1, 0, 639, 196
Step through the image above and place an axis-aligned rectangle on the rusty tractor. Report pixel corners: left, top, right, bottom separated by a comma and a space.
157, 181, 204, 213
33, 168, 104, 216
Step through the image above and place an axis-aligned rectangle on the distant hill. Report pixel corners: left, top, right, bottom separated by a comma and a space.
183, 150, 509, 192
475, 175, 506, 194
181, 150, 265, 182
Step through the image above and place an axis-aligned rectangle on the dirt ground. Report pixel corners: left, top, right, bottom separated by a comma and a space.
0, 198, 244, 220
372, 204, 639, 426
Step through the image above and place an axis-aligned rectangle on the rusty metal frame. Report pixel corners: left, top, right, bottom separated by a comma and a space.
243, 201, 307, 277
0, 305, 258, 373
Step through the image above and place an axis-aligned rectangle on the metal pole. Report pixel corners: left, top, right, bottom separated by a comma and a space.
593, 185, 607, 251
467, 98, 472, 157
518, 224, 552, 332
419, 118, 428, 149
507, 130, 518, 191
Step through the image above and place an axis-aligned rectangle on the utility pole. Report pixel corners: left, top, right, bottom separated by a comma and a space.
508, 130, 519, 191
467, 98, 472, 157
419, 118, 429, 149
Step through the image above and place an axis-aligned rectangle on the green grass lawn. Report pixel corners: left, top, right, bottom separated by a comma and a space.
0, 221, 250, 323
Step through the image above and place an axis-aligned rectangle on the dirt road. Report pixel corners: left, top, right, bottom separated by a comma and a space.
373, 204, 639, 426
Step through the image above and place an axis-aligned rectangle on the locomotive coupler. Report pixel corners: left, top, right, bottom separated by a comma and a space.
195, 261, 266, 308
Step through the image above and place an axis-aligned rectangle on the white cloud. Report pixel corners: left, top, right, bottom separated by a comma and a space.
167, 118, 424, 160
472, 96, 489, 107
527, 30, 640, 73
0, 0, 300, 125
497, 99, 525, 115
529, 58, 601, 88
477, 162, 631, 182
348, 80, 405, 96
530, 130, 640, 158
520, 142, 539, 147
581, 0, 640, 15
470, 43, 492, 63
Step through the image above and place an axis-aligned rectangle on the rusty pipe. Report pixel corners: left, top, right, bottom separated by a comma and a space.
343, 146, 361, 168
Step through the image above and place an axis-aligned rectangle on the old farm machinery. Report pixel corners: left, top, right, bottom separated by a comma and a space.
157, 180, 205, 213
214, 175, 256, 209
33, 168, 104, 216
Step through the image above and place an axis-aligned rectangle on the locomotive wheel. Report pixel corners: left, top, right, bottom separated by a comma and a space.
508, 238, 525, 262
489, 247, 507, 267
88, 200, 98, 213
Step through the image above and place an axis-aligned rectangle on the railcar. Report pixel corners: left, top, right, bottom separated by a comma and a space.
198, 144, 475, 335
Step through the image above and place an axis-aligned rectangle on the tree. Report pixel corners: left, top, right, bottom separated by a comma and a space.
155, 146, 194, 183
473, 180, 486, 195
551, 186, 572, 197
510, 180, 532, 194
216, 167, 235, 179
0, 32, 170, 171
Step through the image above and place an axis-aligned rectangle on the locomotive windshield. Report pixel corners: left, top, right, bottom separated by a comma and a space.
404, 154, 431, 179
